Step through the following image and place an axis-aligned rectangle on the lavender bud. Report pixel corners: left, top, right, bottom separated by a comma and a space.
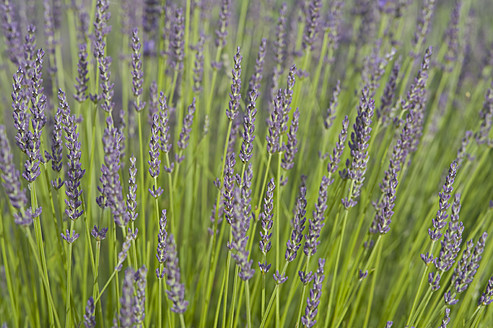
324, 81, 341, 129
61, 229, 80, 244
165, 234, 189, 313
341, 87, 375, 208
440, 307, 451, 328
192, 32, 205, 93
171, 8, 184, 71
478, 275, 493, 306
131, 28, 145, 112
302, 0, 322, 51
305, 176, 330, 256
126, 156, 138, 222
286, 186, 307, 262
0, 0, 22, 65
428, 161, 458, 241
239, 90, 258, 164
281, 107, 300, 170
116, 230, 136, 271
83, 297, 96, 328
301, 259, 325, 327
148, 113, 162, 179
378, 60, 400, 124
119, 267, 135, 327
60, 90, 85, 221
215, 0, 231, 48
273, 271, 288, 284
248, 38, 267, 95
156, 210, 168, 271
176, 98, 196, 162
74, 43, 89, 102
227, 47, 242, 121
91, 225, 108, 241
259, 179, 275, 273
134, 266, 147, 325
223, 152, 236, 224
328, 116, 349, 176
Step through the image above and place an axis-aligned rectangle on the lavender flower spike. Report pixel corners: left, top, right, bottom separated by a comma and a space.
116, 229, 137, 271
60, 90, 86, 222
165, 234, 189, 313
440, 308, 451, 328
126, 156, 138, 222
134, 266, 147, 325
286, 186, 307, 262
227, 47, 242, 121
259, 179, 275, 273
281, 107, 300, 170
428, 161, 458, 241
478, 275, 493, 306
131, 28, 145, 112
215, 0, 231, 48
148, 113, 163, 198
301, 258, 326, 327
119, 267, 135, 327
171, 7, 184, 71
305, 176, 330, 257
303, 0, 322, 51
83, 297, 96, 328
156, 209, 168, 278
176, 98, 197, 163
248, 38, 267, 95
74, 43, 89, 102
0, 125, 28, 212
342, 87, 375, 208
239, 90, 258, 164
327, 116, 349, 176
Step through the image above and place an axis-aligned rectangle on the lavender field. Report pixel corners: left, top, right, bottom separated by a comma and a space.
1, 0, 493, 327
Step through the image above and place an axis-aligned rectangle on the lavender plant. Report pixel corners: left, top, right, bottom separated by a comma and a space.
0, 1, 493, 328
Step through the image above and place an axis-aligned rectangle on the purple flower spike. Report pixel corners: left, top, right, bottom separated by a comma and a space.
301, 258, 325, 328
148, 113, 162, 179
61, 229, 80, 244
0, 125, 29, 213
281, 107, 300, 170
428, 161, 458, 241
171, 7, 184, 71
299, 270, 314, 285
165, 234, 189, 313
440, 307, 451, 328
120, 267, 135, 327
91, 226, 108, 241
259, 179, 275, 273
324, 81, 341, 130
370, 169, 398, 235
341, 87, 375, 208
115, 229, 137, 272
273, 271, 288, 285
83, 297, 96, 328
303, 0, 322, 51
126, 156, 138, 222
328, 116, 349, 176
385, 322, 393, 328
286, 186, 307, 262
240, 90, 258, 164
192, 32, 205, 93
156, 209, 168, 278
134, 266, 147, 325
60, 90, 85, 222
305, 176, 330, 257
176, 98, 196, 163
248, 38, 267, 95
131, 28, 145, 112
223, 152, 236, 224
478, 275, 493, 306
215, 0, 231, 48
74, 44, 89, 102
227, 47, 242, 121
434, 194, 463, 271
0, 0, 22, 65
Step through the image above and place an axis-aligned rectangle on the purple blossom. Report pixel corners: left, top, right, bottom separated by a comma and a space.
192, 32, 205, 93
341, 87, 375, 208
0, 0, 22, 65
378, 60, 400, 124
273, 271, 288, 285
165, 234, 189, 313
267, 90, 283, 154
223, 152, 236, 224
478, 276, 493, 306
434, 194, 463, 271
120, 267, 136, 327
302, 0, 322, 51
116, 229, 137, 271
327, 116, 349, 176
83, 297, 96, 328
428, 161, 458, 241
215, 0, 231, 48
171, 7, 184, 71
60, 90, 85, 222
248, 38, 267, 95
156, 209, 168, 278
324, 81, 341, 130
475, 82, 493, 146
301, 259, 325, 327
176, 98, 197, 162
370, 168, 397, 234
148, 113, 162, 180
239, 90, 258, 164
440, 308, 451, 328
286, 186, 307, 262
259, 179, 275, 274
126, 156, 138, 222
74, 44, 89, 102
131, 28, 145, 112
61, 229, 80, 244
91, 225, 108, 241
227, 47, 242, 121
0, 125, 29, 213
305, 176, 330, 257
49, 96, 64, 190
134, 266, 147, 325
281, 107, 300, 170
